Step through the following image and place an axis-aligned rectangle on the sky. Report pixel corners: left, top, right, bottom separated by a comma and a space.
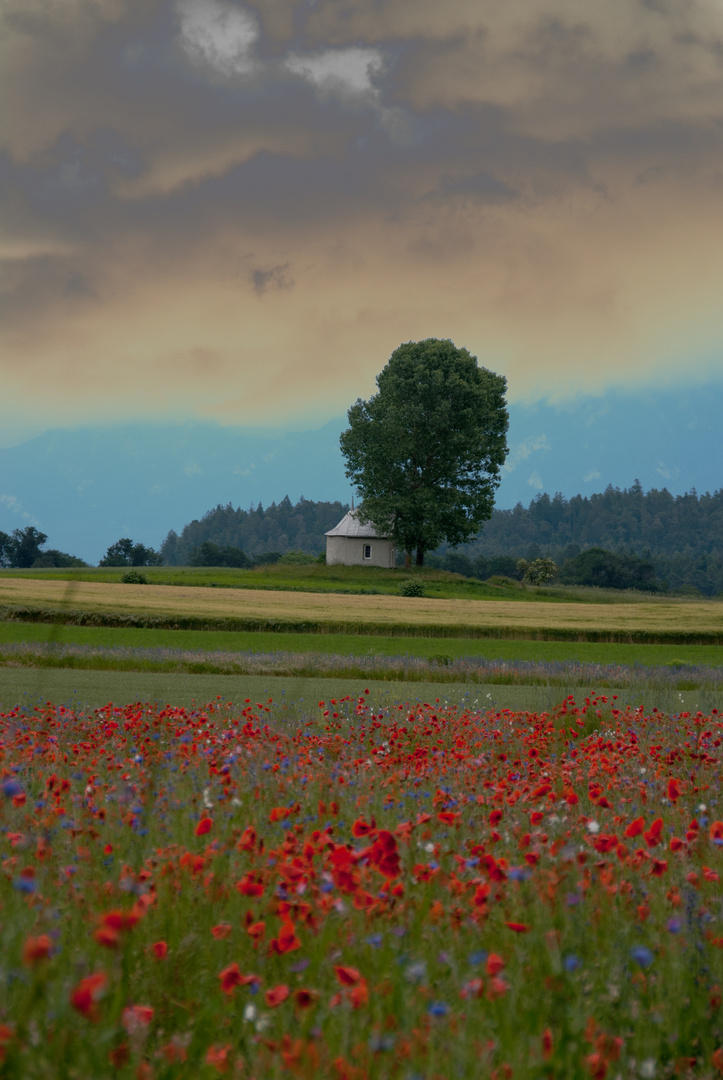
2, 0, 723, 450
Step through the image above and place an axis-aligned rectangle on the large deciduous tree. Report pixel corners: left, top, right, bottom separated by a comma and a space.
340, 338, 509, 566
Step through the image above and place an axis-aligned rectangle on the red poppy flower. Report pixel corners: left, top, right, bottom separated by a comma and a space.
624, 817, 645, 839
236, 872, 264, 897
211, 924, 232, 940
667, 778, 683, 801
351, 816, 377, 838
265, 984, 290, 1007
152, 941, 168, 960
122, 1004, 153, 1032
22, 935, 52, 966
486, 953, 505, 976
270, 920, 301, 954
294, 988, 318, 1009
542, 1029, 554, 1061
94, 926, 120, 950
710, 821, 723, 842
206, 1044, 232, 1074
219, 963, 243, 995
195, 817, 213, 837
70, 972, 107, 1021
334, 965, 362, 986
237, 826, 257, 852
108, 1044, 129, 1068
650, 859, 668, 876
505, 921, 531, 933
350, 979, 369, 1008
644, 818, 664, 847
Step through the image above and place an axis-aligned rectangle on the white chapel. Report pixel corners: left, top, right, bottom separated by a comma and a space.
324, 509, 396, 568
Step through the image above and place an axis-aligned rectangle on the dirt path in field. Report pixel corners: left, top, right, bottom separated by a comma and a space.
1, 578, 721, 638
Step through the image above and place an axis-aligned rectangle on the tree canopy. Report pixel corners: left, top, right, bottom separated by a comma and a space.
99, 538, 162, 567
339, 339, 509, 565
0, 527, 87, 568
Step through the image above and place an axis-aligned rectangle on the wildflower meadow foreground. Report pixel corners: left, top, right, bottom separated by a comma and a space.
2, 693, 723, 1079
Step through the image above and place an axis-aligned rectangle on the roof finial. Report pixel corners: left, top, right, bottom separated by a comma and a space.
351, 494, 355, 511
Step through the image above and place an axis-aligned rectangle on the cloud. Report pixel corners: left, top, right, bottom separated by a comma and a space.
583, 469, 601, 482
251, 263, 294, 296
0, 494, 39, 524
285, 47, 384, 100
656, 461, 680, 481
502, 435, 550, 474
430, 170, 517, 205
528, 471, 544, 490
177, 0, 260, 77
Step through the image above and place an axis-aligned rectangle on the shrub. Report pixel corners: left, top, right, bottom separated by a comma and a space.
399, 578, 425, 597
517, 557, 559, 585
278, 551, 319, 565
121, 570, 148, 584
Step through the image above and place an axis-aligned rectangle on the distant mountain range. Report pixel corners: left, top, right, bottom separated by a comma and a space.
1, 383, 721, 564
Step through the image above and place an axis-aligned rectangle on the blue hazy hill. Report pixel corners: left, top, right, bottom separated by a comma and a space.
1, 383, 721, 564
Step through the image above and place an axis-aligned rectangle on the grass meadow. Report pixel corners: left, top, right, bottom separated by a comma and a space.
0, 563, 697, 604
1, 576, 722, 1077
3, 620, 723, 666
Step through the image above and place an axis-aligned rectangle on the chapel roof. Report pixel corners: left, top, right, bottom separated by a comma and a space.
324, 509, 388, 539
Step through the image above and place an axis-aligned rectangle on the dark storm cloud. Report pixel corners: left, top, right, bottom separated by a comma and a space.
1, 0, 722, 430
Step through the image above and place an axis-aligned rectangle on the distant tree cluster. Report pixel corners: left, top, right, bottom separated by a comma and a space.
0, 527, 87, 568
189, 541, 250, 568
451, 483, 723, 595
559, 548, 658, 591
160, 496, 348, 566
99, 538, 162, 567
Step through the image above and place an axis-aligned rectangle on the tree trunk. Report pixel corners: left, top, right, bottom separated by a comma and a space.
415, 548, 425, 566
404, 551, 412, 570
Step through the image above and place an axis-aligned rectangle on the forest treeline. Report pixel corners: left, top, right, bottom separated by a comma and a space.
161, 497, 348, 565
160, 484, 723, 595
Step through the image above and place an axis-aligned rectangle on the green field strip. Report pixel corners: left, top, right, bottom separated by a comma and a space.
3, 667, 713, 715
3, 605, 722, 645
1, 619, 722, 667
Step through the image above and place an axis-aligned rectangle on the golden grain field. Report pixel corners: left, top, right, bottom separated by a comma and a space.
1, 577, 722, 638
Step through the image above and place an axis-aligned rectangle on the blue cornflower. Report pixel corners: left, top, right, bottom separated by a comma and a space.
427, 1002, 449, 1017
631, 946, 654, 968
13, 878, 36, 893
563, 954, 581, 972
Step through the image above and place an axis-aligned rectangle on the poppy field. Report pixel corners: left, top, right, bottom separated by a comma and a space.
2, 691, 723, 1078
